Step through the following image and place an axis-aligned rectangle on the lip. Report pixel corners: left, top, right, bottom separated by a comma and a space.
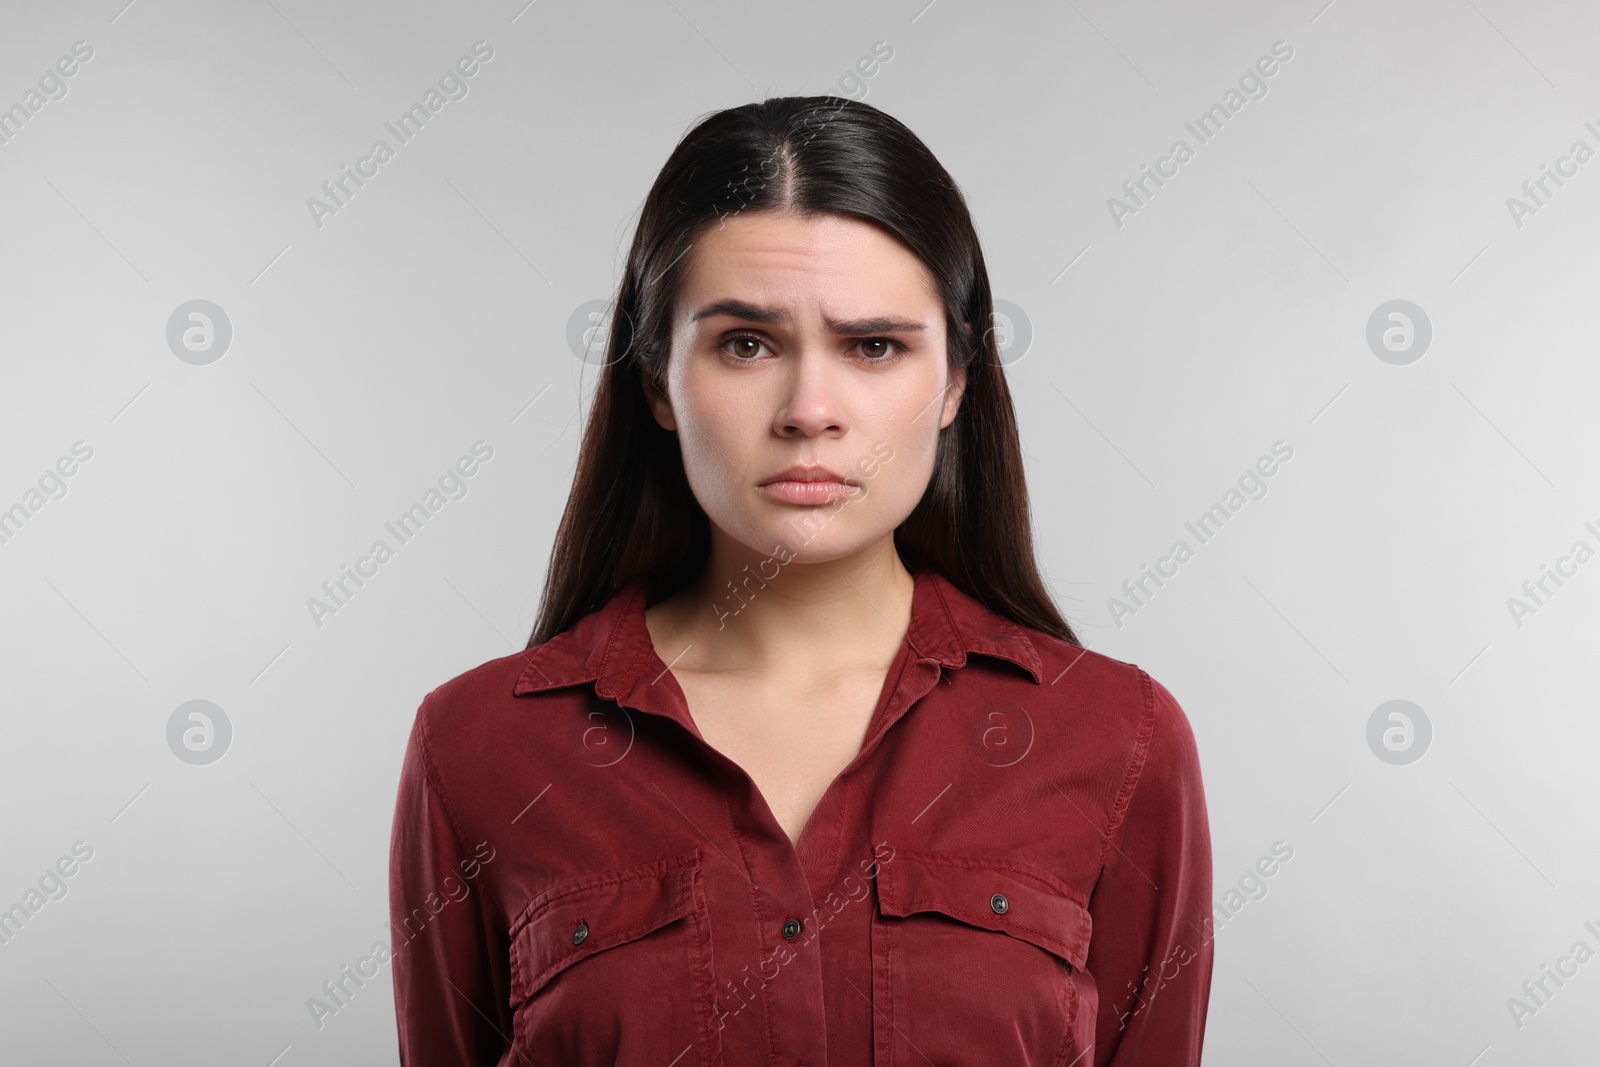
758, 464, 856, 487
757, 464, 859, 506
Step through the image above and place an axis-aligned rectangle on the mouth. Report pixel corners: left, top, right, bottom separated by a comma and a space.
758, 465, 855, 487
756, 465, 859, 505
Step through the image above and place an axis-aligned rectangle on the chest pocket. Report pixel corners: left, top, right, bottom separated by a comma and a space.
508, 848, 722, 1065
873, 847, 1095, 1067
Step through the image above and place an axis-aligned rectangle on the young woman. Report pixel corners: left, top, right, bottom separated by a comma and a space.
389, 95, 1213, 1066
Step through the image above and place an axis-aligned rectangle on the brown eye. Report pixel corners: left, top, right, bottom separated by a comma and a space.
855, 338, 904, 362
719, 333, 769, 360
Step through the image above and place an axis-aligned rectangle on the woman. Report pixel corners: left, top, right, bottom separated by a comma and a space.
389, 95, 1212, 1066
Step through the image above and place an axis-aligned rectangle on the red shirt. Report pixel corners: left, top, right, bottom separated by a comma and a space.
388, 566, 1213, 1066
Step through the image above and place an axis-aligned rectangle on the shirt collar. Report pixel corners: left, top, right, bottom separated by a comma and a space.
512, 567, 1043, 704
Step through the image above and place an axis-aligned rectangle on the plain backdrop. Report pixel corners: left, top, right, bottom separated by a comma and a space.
2, 0, 1597, 1064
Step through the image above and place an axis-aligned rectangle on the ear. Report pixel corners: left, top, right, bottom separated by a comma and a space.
642, 374, 677, 432
940, 360, 968, 429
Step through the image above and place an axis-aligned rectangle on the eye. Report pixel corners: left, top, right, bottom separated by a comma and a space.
714, 332, 907, 364
716, 332, 772, 361
854, 337, 905, 362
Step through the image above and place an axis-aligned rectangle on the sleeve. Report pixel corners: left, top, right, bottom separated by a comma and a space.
1086, 670, 1214, 1067
388, 695, 513, 1065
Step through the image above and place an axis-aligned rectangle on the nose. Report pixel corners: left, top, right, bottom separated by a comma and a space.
772, 345, 845, 438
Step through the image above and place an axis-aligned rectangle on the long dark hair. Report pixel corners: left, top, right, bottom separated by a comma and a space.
526, 95, 1079, 647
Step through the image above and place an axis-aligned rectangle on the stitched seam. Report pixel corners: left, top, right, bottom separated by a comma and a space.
927, 571, 1041, 680
892, 847, 1084, 903
826, 777, 848, 887
513, 861, 698, 994
902, 896, 1072, 960
1052, 973, 1078, 1067
981, 614, 1043, 680
684, 864, 723, 1065
1010, 625, 1043, 681
881, 851, 1088, 962
884, 904, 896, 1067
617, 583, 664, 696
592, 584, 637, 693
513, 641, 557, 693
1099, 667, 1159, 866
719, 786, 775, 1065
507, 854, 697, 937
923, 570, 965, 665
523, 900, 694, 992
589, 581, 659, 700
412, 695, 477, 874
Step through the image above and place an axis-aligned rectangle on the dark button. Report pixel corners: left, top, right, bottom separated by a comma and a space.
781, 918, 803, 940
572, 922, 589, 945
990, 892, 1008, 915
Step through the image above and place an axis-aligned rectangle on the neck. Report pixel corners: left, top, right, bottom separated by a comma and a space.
648, 534, 916, 676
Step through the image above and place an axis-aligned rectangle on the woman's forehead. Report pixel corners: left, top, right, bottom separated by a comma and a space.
677, 215, 941, 322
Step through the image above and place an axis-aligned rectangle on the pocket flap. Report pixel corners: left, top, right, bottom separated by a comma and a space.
508, 849, 702, 1003
875, 848, 1092, 970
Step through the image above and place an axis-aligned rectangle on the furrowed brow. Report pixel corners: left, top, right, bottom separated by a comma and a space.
689, 300, 927, 335
823, 315, 927, 335
690, 300, 789, 325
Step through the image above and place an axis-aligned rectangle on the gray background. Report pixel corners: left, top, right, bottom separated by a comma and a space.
2, 0, 1597, 1063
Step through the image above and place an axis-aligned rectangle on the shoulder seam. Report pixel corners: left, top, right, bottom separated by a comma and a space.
413, 692, 477, 861
1099, 666, 1159, 866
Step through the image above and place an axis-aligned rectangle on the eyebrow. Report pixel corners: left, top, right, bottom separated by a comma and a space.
689, 299, 928, 335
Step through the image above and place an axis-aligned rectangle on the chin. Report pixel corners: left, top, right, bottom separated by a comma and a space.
715, 515, 848, 564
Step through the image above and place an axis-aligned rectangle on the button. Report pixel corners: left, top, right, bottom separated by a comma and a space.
782, 918, 803, 940
990, 892, 1008, 915
572, 922, 589, 945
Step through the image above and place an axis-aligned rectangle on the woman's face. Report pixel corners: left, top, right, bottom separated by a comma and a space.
646, 210, 966, 566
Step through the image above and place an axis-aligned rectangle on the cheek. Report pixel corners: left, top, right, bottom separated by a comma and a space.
846, 417, 939, 521
878, 425, 940, 508
866, 383, 945, 475
672, 373, 758, 496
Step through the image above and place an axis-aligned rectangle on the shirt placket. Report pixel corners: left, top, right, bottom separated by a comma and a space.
596, 641, 832, 1066
588, 577, 968, 1067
